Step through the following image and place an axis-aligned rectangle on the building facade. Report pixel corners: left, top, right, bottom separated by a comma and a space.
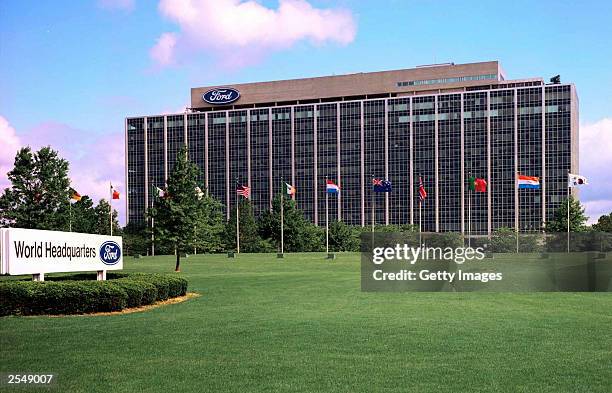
126, 61, 578, 234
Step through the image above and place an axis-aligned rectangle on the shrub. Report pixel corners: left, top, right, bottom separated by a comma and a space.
0, 273, 188, 316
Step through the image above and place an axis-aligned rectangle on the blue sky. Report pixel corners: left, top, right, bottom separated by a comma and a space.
1, 0, 611, 223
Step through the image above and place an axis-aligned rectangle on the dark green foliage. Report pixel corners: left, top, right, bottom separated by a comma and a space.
328, 220, 360, 252
593, 212, 612, 232
0, 146, 71, 229
70, 196, 96, 233
194, 194, 226, 253
122, 222, 150, 256
94, 199, 121, 235
491, 227, 517, 253
546, 196, 588, 233
257, 194, 325, 252
149, 146, 204, 270
225, 199, 263, 252
423, 232, 464, 248
0, 273, 188, 316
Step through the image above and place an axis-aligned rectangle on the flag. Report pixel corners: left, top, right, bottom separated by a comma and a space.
468, 176, 487, 192
236, 185, 250, 198
155, 186, 165, 198
70, 189, 81, 201
418, 177, 427, 201
285, 182, 296, 198
475, 178, 487, 192
326, 180, 340, 194
568, 173, 588, 187
372, 178, 392, 193
195, 186, 205, 200
517, 174, 540, 189
111, 184, 120, 199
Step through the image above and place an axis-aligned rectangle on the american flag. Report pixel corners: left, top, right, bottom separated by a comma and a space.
418, 177, 427, 201
236, 185, 250, 198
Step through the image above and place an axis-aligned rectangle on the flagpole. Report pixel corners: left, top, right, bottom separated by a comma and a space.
515, 172, 519, 253
468, 171, 472, 248
325, 177, 329, 254
419, 200, 422, 246
109, 183, 113, 236
236, 178, 240, 254
280, 177, 284, 255
371, 175, 375, 233
567, 171, 570, 253
151, 193, 155, 257
69, 201, 72, 232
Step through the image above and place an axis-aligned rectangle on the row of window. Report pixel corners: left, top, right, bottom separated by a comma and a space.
396, 74, 497, 87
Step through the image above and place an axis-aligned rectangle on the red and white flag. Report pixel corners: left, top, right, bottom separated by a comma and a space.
236, 185, 251, 198
418, 177, 427, 201
111, 184, 120, 199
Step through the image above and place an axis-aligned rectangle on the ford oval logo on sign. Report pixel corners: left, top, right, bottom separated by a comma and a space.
202, 87, 240, 105
99, 241, 121, 265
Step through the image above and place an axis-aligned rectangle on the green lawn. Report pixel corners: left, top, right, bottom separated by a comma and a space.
1, 253, 611, 392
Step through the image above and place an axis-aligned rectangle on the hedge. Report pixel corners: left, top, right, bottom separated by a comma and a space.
0, 273, 188, 316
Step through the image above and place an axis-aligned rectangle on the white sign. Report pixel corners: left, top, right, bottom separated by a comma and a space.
0, 228, 123, 275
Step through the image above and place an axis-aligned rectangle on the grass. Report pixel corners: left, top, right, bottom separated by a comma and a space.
0, 253, 611, 392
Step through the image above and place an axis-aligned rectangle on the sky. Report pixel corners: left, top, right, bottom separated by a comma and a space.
1, 0, 611, 225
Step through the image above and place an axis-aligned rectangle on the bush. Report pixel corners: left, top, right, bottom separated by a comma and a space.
0, 273, 188, 316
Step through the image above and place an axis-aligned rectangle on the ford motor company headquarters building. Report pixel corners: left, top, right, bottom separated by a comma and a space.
126, 61, 578, 235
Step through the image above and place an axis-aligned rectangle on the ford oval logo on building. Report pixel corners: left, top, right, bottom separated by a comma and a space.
202, 87, 240, 105
99, 241, 121, 265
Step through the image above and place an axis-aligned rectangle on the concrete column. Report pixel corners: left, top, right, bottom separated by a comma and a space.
337, 102, 341, 221
487, 91, 492, 236
268, 108, 273, 209
144, 117, 148, 211
163, 116, 168, 182
225, 111, 230, 220
434, 96, 439, 232
384, 99, 389, 225
541, 85, 546, 228
360, 101, 365, 227
204, 113, 209, 194
409, 97, 414, 226
247, 109, 251, 188
124, 118, 129, 224
514, 89, 519, 232
460, 95, 465, 233
313, 105, 318, 225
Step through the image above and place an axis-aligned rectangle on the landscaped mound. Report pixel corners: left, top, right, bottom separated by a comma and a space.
0, 273, 188, 316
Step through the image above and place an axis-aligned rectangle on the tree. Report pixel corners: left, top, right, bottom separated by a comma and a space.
94, 199, 121, 235
328, 220, 360, 252
546, 196, 588, 233
490, 227, 516, 253
194, 194, 226, 253
225, 199, 264, 253
593, 212, 612, 232
258, 194, 324, 252
0, 146, 71, 230
123, 222, 149, 256
70, 196, 97, 233
150, 146, 202, 271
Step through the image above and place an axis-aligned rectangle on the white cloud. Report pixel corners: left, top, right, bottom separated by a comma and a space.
0, 116, 126, 224
0, 116, 21, 190
150, 32, 178, 66
579, 118, 612, 224
150, 0, 357, 67
97, 0, 135, 11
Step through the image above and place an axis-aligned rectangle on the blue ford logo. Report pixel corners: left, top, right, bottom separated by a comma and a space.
100, 241, 121, 265
202, 87, 240, 105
